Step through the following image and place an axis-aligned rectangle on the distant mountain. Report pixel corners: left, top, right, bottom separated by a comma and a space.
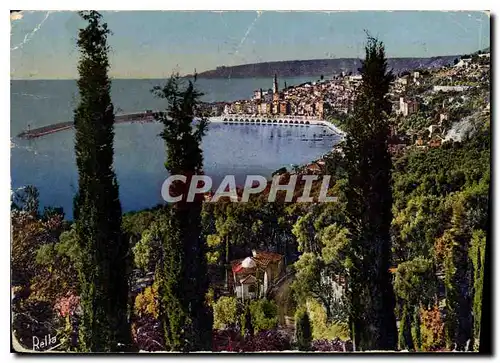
194, 56, 459, 79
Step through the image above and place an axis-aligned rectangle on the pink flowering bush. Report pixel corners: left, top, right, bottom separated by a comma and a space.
54, 293, 80, 318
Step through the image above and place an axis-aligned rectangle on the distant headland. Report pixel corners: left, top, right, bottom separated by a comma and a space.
189, 56, 459, 79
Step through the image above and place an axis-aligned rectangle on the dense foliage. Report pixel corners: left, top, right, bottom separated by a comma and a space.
134, 284, 160, 319
249, 299, 279, 333
213, 296, 238, 330
392, 130, 489, 351
311, 338, 353, 352
212, 329, 292, 352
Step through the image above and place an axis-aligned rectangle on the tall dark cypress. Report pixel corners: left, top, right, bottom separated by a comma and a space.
295, 309, 312, 351
153, 74, 213, 351
343, 36, 397, 350
73, 11, 130, 352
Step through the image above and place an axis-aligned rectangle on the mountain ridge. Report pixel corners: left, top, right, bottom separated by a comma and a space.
192, 56, 459, 79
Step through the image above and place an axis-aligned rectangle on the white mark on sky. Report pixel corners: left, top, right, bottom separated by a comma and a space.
223, 11, 263, 80
232, 11, 262, 65
447, 12, 487, 50
446, 12, 468, 33
11, 11, 52, 52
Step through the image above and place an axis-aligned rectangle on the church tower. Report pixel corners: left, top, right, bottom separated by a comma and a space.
272, 74, 280, 102
273, 74, 278, 94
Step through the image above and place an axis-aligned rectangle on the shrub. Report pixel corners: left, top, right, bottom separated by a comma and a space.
213, 296, 238, 330
240, 303, 253, 337
295, 309, 312, 351
212, 328, 243, 352
250, 299, 278, 333
420, 304, 445, 351
134, 284, 159, 319
205, 288, 215, 308
54, 293, 80, 318
132, 315, 165, 351
311, 338, 351, 352
249, 330, 292, 351
51, 293, 81, 351
307, 298, 349, 340
212, 329, 291, 352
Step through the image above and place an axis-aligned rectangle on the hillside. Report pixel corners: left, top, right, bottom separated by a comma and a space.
194, 56, 458, 79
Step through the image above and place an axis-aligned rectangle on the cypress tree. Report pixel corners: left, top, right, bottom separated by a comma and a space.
153, 74, 213, 351
295, 309, 312, 351
73, 11, 130, 352
343, 35, 398, 350
441, 196, 473, 350
469, 230, 486, 351
398, 303, 414, 351
241, 302, 253, 337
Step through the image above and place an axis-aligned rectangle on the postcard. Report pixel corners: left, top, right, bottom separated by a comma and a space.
10, 10, 491, 353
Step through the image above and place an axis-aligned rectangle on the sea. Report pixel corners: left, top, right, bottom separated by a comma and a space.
11, 77, 341, 219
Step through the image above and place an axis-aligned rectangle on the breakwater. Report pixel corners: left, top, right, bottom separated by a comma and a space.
16, 112, 344, 139
17, 112, 155, 139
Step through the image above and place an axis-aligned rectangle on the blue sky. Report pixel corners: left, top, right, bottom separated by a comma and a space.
10, 11, 490, 79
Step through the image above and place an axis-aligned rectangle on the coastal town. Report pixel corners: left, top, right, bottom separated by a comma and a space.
207, 72, 358, 119
205, 49, 490, 162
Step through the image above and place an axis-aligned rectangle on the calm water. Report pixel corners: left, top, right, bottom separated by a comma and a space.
11, 78, 340, 219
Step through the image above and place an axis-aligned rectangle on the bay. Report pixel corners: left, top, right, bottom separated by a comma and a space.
11, 77, 340, 219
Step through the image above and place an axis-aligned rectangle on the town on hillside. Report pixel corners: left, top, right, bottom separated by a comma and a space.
208, 50, 489, 145
203, 50, 490, 174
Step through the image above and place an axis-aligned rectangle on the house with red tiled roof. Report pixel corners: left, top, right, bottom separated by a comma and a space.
230, 250, 285, 301
305, 162, 322, 174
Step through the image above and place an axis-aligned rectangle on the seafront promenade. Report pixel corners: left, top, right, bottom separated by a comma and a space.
212, 115, 344, 135
16, 112, 344, 139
